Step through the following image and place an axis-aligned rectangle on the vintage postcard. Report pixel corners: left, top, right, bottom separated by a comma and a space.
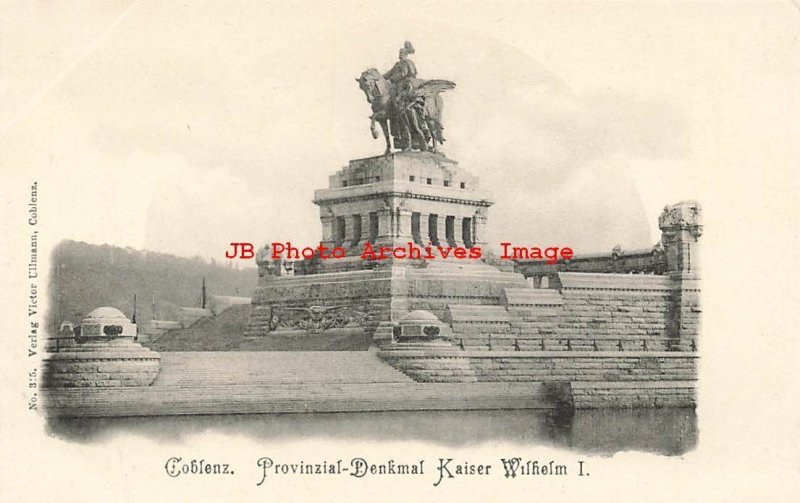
1, 1, 798, 501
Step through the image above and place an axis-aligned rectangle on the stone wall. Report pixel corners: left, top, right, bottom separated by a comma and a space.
42, 340, 161, 388
245, 261, 528, 339
378, 268, 700, 409
245, 269, 394, 337
378, 347, 697, 408
377, 201, 702, 409
570, 381, 696, 408
380, 349, 696, 383
441, 272, 699, 353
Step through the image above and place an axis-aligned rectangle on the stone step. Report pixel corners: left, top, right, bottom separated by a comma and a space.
445, 304, 512, 323
41, 381, 556, 417
501, 288, 564, 307
152, 351, 414, 386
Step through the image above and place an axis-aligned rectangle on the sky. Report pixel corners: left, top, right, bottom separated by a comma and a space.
1, 1, 798, 262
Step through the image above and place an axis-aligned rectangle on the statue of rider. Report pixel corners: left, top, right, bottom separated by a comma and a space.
383, 41, 428, 150
383, 41, 417, 90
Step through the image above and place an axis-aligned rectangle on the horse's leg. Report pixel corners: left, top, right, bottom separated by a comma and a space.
380, 119, 392, 155
370, 115, 380, 139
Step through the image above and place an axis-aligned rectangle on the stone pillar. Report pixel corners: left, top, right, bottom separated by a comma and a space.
344, 214, 358, 249
473, 211, 488, 250
660, 202, 702, 278
320, 215, 335, 248
364, 212, 377, 244
378, 208, 394, 243
659, 201, 702, 352
397, 207, 413, 244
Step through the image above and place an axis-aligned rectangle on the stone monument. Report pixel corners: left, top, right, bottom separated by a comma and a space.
357, 41, 455, 154
42, 307, 161, 388
244, 149, 530, 345
245, 43, 531, 344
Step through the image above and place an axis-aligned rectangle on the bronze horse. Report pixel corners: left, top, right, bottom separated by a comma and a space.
357, 68, 455, 154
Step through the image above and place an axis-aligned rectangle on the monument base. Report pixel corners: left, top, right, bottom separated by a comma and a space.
245, 258, 529, 344
42, 339, 161, 388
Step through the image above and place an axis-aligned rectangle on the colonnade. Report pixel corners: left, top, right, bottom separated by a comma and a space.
321, 208, 487, 250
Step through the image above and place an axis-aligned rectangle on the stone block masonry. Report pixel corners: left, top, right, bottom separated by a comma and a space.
42, 341, 161, 388
377, 201, 702, 409
434, 271, 699, 353
243, 147, 702, 412
378, 348, 698, 408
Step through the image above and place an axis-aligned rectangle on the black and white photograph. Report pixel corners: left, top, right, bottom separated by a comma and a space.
1, 1, 798, 501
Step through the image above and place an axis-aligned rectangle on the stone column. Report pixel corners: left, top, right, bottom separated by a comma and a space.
473, 211, 488, 250
396, 207, 413, 244
363, 212, 376, 244
320, 215, 335, 248
343, 214, 361, 250
659, 201, 702, 352
377, 208, 394, 244
660, 201, 702, 278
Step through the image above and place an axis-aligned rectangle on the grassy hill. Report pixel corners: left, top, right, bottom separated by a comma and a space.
48, 240, 257, 330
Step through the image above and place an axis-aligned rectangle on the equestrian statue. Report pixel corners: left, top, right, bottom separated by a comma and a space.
357, 42, 455, 154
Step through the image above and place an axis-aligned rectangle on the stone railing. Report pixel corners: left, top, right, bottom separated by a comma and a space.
452, 334, 697, 353
513, 200, 702, 289
514, 244, 667, 288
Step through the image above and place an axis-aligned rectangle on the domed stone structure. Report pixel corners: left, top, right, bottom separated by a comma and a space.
42, 306, 161, 388
77, 307, 137, 341
393, 309, 450, 343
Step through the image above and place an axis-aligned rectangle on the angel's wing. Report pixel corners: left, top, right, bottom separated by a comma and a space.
415, 79, 456, 99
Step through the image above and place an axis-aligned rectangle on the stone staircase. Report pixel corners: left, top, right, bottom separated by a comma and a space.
152, 351, 413, 386
41, 350, 560, 417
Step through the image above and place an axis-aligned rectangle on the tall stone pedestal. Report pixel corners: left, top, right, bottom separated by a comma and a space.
659, 201, 702, 351
314, 152, 492, 254
245, 152, 530, 342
